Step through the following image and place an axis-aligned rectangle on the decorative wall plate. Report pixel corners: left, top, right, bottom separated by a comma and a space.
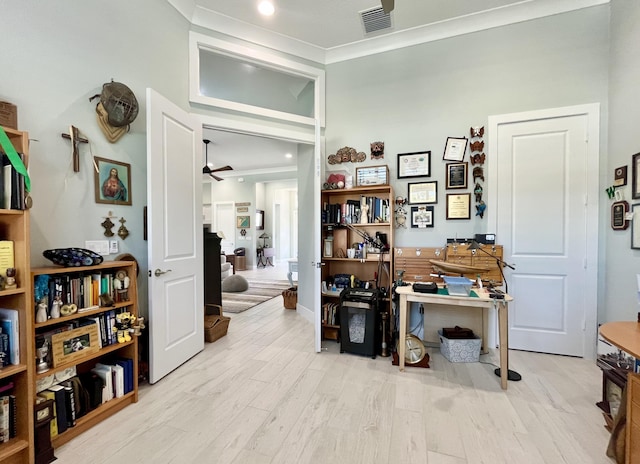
43, 248, 104, 267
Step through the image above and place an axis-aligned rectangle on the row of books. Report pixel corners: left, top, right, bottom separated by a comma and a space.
37, 358, 134, 439
36, 271, 128, 316
0, 381, 16, 443
322, 302, 340, 326
0, 152, 27, 211
322, 196, 391, 225
0, 308, 19, 367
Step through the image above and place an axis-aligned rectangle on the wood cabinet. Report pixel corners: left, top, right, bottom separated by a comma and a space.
321, 185, 394, 342
393, 247, 445, 283
30, 260, 139, 450
0, 127, 34, 463
446, 243, 504, 285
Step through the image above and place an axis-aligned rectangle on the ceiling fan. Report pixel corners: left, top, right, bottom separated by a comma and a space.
381, 0, 394, 13
202, 139, 233, 181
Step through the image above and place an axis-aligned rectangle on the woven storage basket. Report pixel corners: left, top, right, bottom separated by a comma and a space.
282, 287, 297, 310
204, 304, 229, 342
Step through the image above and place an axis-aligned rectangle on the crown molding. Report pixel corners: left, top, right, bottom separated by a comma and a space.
171, 0, 608, 65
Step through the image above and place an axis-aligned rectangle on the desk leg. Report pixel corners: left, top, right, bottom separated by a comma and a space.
399, 294, 408, 372
498, 301, 508, 390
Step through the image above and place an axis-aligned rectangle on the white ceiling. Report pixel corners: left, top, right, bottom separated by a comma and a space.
193, 0, 526, 49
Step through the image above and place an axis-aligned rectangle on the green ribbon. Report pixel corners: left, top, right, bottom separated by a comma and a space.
0, 126, 31, 193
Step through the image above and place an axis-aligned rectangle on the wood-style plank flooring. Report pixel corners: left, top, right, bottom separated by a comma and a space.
55, 261, 612, 464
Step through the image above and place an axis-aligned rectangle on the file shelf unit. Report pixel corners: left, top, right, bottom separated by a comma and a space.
30, 260, 139, 449
320, 185, 394, 344
0, 126, 34, 464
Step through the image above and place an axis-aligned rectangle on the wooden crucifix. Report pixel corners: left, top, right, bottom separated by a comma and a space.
61, 125, 88, 172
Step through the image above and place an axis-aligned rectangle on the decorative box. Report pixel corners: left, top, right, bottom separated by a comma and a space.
438, 330, 481, 363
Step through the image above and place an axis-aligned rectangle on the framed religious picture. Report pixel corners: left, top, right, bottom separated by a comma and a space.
408, 181, 437, 205
237, 216, 250, 228
397, 151, 431, 179
611, 200, 629, 230
446, 162, 468, 189
94, 157, 132, 206
633, 153, 640, 199
443, 137, 468, 162
446, 193, 471, 220
410, 205, 434, 228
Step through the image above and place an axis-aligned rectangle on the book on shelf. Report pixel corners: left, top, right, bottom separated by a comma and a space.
0, 241, 14, 279
47, 384, 68, 434
91, 364, 113, 404
61, 383, 76, 427
37, 390, 58, 438
115, 358, 134, 394
0, 395, 9, 443
8, 394, 16, 438
0, 308, 19, 365
0, 327, 8, 367
1, 153, 26, 211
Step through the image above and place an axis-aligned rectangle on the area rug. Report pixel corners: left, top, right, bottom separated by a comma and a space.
221, 278, 292, 313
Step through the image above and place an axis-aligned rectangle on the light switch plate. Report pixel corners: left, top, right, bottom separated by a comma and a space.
109, 240, 119, 254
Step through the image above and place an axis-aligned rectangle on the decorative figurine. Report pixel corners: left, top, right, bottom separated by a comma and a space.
50, 296, 62, 319
117, 217, 129, 240
474, 183, 484, 203
360, 201, 369, 224
114, 270, 130, 302
470, 126, 485, 138
370, 141, 384, 159
113, 312, 134, 343
36, 339, 50, 374
4, 268, 16, 290
36, 298, 48, 323
473, 166, 485, 183
476, 201, 487, 219
471, 153, 486, 165
131, 316, 145, 336
470, 140, 485, 152
394, 196, 408, 229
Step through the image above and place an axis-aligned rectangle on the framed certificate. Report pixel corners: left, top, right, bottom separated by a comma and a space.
408, 181, 437, 205
611, 200, 629, 230
633, 153, 640, 199
397, 151, 431, 179
632, 203, 640, 249
446, 162, 468, 189
446, 193, 471, 220
443, 137, 468, 162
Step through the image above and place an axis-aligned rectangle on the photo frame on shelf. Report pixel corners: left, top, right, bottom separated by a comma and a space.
50, 324, 100, 367
445, 162, 468, 189
94, 157, 132, 206
611, 200, 629, 230
410, 205, 434, 228
236, 216, 250, 228
408, 181, 437, 205
397, 151, 431, 179
632, 203, 640, 249
633, 153, 640, 199
446, 193, 471, 220
443, 137, 468, 162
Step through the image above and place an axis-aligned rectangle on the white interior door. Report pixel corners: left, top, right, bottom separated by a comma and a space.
213, 201, 235, 254
488, 104, 599, 358
147, 88, 203, 384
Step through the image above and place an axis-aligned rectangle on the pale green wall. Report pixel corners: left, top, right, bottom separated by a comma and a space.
606, 0, 640, 322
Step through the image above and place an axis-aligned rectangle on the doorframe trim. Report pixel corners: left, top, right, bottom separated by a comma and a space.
487, 103, 600, 359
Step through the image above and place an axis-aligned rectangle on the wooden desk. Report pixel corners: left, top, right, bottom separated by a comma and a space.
599, 321, 640, 359
395, 285, 512, 390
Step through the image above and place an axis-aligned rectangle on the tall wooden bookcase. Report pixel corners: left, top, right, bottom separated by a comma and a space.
320, 185, 394, 342
30, 260, 139, 450
0, 127, 34, 463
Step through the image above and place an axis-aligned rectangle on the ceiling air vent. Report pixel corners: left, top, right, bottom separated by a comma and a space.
360, 6, 392, 35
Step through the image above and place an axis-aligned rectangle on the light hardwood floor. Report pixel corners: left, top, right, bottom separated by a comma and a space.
56, 261, 612, 464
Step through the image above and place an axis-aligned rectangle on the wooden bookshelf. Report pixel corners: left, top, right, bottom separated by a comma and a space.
0, 126, 34, 464
30, 260, 139, 453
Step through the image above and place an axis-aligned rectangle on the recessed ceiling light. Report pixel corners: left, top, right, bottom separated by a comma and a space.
285, 153, 293, 159
258, 1, 275, 16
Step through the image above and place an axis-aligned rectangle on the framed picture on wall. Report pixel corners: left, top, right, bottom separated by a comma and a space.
408, 181, 437, 204
632, 153, 640, 199
94, 157, 132, 206
410, 205, 434, 228
256, 209, 264, 230
446, 193, 471, 220
443, 137, 468, 162
237, 216, 250, 228
397, 151, 431, 179
445, 162, 468, 189
632, 203, 640, 249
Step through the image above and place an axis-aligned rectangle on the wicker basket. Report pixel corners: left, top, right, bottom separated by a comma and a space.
282, 287, 297, 310
204, 304, 229, 342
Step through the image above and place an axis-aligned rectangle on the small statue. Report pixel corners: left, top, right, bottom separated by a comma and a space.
131, 316, 145, 336
476, 201, 487, 219
36, 298, 48, 323
113, 311, 134, 343
360, 202, 369, 224
50, 296, 62, 319
114, 270, 130, 302
4, 268, 16, 290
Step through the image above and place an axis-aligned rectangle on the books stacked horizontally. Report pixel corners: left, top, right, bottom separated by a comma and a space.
36, 358, 134, 438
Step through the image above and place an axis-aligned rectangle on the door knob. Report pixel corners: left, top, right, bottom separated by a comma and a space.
154, 268, 172, 277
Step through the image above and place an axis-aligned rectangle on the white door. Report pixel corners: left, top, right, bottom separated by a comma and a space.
213, 201, 235, 254
147, 88, 204, 384
488, 104, 599, 358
